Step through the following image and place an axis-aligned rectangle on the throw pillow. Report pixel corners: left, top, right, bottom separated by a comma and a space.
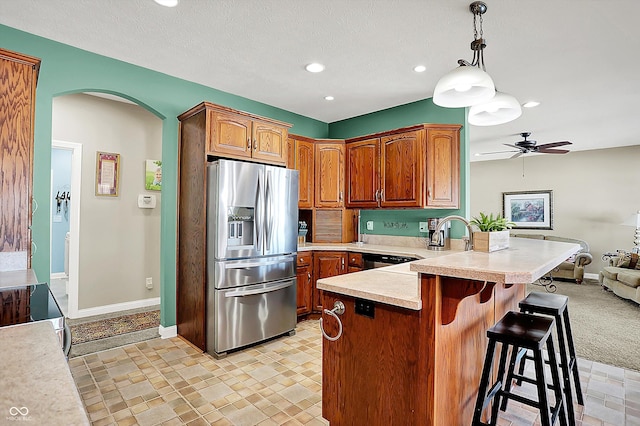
617, 252, 639, 269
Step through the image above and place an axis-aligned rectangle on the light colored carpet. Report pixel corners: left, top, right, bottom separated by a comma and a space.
526, 278, 640, 372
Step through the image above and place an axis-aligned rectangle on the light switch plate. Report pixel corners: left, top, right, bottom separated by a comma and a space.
366, 221, 374, 231
419, 222, 428, 232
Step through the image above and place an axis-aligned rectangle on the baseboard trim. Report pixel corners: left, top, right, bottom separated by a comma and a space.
50, 272, 68, 280
159, 325, 177, 339
585, 272, 599, 280
73, 297, 160, 319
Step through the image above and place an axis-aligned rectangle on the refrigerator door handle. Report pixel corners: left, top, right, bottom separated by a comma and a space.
255, 171, 264, 252
265, 170, 273, 250
225, 281, 293, 298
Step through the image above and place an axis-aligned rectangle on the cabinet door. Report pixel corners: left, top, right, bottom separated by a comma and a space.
252, 121, 287, 165
315, 143, 345, 208
286, 137, 295, 169
345, 139, 380, 208
208, 110, 252, 158
296, 265, 313, 316
0, 49, 39, 270
347, 252, 363, 274
380, 131, 425, 208
296, 139, 315, 209
426, 128, 460, 208
313, 251, 347, 311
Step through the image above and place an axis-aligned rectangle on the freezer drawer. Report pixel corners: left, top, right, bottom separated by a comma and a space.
208, 278, 296, 356
209, 254, 296, 290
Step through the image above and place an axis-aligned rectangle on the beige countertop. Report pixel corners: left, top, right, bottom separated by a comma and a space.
0, 321, 89, 425
0, 269, 39, 289
316, 237, 580, 311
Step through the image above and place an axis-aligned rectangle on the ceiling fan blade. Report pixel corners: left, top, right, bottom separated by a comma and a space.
537, 141, 572, 149
503, 144, 522, 149
510, 152, 524, 159
537, 148, 570, 154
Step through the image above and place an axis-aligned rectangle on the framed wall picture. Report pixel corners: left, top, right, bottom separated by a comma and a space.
503, 190, 553, 230
145, 159, 162, 191
96, 151, 120, 196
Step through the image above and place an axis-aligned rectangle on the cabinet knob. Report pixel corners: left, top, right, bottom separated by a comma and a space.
247, 139, 251, 149
307, 272, 311, 281
253, 139, 257, 150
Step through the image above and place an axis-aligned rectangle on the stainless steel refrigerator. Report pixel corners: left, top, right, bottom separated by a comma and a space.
206, 159, 299, 357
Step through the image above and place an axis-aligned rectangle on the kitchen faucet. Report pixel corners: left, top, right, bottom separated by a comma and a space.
429, 215, 474, 251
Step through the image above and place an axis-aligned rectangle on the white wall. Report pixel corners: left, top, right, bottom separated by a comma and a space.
470, 145, 640, 275
52, 94, 162, 309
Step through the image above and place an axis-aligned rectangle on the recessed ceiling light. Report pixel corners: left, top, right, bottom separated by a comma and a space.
324, 96, 334, 101
305, 63, 325, 73
413, 65, 426, 73
154, 0, 179, 6
523, 101, 540, 108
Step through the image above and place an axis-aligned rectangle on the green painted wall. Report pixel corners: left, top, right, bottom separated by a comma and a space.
0, 24, 327, 328
328, 99, 471, 238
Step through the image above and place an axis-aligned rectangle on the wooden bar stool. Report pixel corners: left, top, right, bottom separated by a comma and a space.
503, 292, 583, 426
472, 311, 567, 426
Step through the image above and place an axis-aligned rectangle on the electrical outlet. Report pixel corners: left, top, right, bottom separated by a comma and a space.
146, 277, 153, 289
419, 222, 428, 233
366, 221, 374, 231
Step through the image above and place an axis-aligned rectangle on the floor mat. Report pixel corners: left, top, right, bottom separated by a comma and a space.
70, 310, 160, 344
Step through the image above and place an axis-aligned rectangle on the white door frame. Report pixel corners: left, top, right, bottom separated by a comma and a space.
51, 140, 82, 319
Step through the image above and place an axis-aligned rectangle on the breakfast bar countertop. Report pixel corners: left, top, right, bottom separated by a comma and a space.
316, 237, 580, 311
0, 321, 89, 425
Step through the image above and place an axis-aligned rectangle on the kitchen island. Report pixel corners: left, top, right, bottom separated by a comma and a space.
317, 237, 579, 425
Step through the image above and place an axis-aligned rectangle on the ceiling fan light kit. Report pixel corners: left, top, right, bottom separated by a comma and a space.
433, 1, 521, 126
468, 91, 522, 126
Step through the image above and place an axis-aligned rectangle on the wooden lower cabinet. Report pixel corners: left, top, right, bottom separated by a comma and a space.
347, 252, 363, 273
313, 251, 347, 312
296, 252, 313, 316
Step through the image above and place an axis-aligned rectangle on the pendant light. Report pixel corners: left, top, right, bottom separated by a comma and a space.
433, 2, 495, 108
468, 91, 522, 126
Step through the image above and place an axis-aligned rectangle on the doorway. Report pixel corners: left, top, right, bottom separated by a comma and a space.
50, 140, 82, 318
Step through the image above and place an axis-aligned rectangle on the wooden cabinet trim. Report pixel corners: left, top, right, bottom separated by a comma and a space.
178, 101, 292, 128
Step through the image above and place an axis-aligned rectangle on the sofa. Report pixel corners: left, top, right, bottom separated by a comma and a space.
511, 234, 593, 284
599, 252, 640, 305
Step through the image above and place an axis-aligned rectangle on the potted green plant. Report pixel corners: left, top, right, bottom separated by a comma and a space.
470, 212, 515, 252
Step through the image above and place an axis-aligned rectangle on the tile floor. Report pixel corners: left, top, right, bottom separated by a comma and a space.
70, 320, 640, 426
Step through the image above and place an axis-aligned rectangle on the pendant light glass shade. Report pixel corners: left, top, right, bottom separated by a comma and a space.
468, 91, 522, 126
433, 66, 496, 108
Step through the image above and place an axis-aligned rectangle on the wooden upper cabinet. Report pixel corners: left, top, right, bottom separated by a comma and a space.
425, 126, 460, 208
345, 124, 460, 209
345, 138, 380, 208
285, 137, 295, 169
0, 48, 40, 270
296, 139, 315, 209
380, 131, 425, 208
252, 120, 288, 163
179, 102, 291, 166
314, 142, 345, 208
208, 110, 252, 158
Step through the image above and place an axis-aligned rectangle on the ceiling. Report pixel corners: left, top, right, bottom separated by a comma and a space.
2, 0, 638, 161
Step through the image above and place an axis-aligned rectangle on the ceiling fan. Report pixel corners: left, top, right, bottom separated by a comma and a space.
479, 132, 573, 159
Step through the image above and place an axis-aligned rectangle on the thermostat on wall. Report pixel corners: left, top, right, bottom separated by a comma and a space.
138, 194, 156, 209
